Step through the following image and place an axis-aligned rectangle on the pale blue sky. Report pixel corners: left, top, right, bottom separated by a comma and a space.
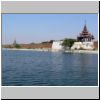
2, 14, 98, 44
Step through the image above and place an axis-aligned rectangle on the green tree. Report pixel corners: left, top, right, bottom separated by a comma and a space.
49, 40, 53, 43
62, 38, 76, 49
14, 44, 21, 48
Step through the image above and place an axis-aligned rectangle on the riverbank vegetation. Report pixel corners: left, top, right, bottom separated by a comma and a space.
62, 38, 76, 49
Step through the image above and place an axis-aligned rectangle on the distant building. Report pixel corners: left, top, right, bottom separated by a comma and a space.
77, 24, 94, 42
71, 24, 95, 50
13, 39, 17, 46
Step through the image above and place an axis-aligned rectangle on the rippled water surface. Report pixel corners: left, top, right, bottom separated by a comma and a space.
2, 50, 98, 86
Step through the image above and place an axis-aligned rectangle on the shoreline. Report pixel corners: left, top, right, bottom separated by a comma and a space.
64, 50, 98, 54
2, 48, 52, 52
2, 48, 98, 54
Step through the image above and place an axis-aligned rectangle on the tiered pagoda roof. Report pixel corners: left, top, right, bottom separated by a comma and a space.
77, 24, 94, 42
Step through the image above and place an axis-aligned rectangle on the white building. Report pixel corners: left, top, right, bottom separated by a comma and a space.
71, 24, 95, 50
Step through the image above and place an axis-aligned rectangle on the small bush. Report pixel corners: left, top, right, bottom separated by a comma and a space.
14, 44, 21, 48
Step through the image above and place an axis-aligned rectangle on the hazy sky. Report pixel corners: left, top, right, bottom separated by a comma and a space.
2, 14, 98, 44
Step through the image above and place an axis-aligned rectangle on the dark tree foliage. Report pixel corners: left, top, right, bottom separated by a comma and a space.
14, 44, 21, 48
49, 40, 53, 43
42, 40, 54, 44
62, 38, 76, 49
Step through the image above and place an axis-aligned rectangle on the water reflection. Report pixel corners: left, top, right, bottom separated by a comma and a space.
51, 52, 64, 71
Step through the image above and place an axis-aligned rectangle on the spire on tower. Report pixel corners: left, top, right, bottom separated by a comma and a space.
85, 20, 87, 25
82, 21, 88, 34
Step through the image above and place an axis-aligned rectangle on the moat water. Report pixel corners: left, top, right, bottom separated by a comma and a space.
2, 49, 98, 86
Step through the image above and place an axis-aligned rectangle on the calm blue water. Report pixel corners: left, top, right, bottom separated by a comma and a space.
2, 50, 98, 86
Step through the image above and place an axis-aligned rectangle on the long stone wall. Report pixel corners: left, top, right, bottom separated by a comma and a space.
2, 43, 52, 49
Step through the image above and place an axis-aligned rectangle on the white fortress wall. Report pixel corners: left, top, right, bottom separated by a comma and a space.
82, 42, 94, 50
71, 42, 94, 50
52, 41, 64, 51
71, 42, 82, 50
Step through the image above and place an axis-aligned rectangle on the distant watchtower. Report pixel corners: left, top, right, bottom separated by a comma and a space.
77, 24, 94, 42
13, 39, 17, 46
